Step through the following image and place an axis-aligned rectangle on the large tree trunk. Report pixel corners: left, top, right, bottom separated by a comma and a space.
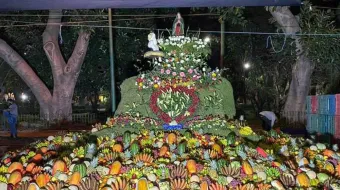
0, 10, 90, 121
270, 7, 314, 123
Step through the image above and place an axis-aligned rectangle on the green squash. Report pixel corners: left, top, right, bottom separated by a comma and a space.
73, 163, 87, 178
130, 142, 140, 156
178, 142, 187, 155
235, 144, 245, 153
226, 132, 236, 145
269, 130, 278, 138
123, 131, 131, 145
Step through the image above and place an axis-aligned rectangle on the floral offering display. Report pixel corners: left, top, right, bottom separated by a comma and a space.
136, 36, 221, 90
2, 13, 337, 190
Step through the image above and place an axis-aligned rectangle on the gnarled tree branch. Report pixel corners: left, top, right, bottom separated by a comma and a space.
0, 39, 52, 105
67, 31, 91, 76
42, 10, 66, 82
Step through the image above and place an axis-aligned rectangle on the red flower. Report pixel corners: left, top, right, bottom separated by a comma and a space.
149, 86, 200, 124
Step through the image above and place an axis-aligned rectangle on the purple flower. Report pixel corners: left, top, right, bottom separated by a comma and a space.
172, 72, 177, 76
196, 163, 204, 172
120, 166, 128, 173
153, 149, 159, 158
161, 69, 164, 74
116, 136, 123, 142
180, 72, 185, 77
230, 179, 241, 187
166, 69, 171, 74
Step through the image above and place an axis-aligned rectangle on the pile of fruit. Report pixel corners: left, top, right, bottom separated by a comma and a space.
1, 118, 340, 190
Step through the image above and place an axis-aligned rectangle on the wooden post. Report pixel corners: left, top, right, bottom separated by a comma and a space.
109, 8, 116, 114
220, 20, 225, 69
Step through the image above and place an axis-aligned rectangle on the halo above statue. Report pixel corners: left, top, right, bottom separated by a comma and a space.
144, 13, 184, 59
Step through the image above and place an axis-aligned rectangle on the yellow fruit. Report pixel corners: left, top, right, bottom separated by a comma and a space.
167, 133, 177, 145
200, 181, 209, 190
52, 160, 67, 175
212, 144, 222, 154
69, 172, 81, 186
8, 171, 21, 185
242, 160, 253, 175
137, 178, 148, 190
112, 144, 123, 152
296, 173, 310, 187
109, 161, 122, 175
187, 160, 197, 174
36, 173, 50, 188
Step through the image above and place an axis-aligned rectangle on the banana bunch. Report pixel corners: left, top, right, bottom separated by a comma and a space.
97, 136, 110, 146
100, 148, 111, 154
20, 156, 27, 163
27, 151, 36, 159
239, 126, 253, 136
0, 166, 8, 174
36, 141, 49, 148
265, 167, 280, 179
0, 175, 7, 183
126, 167, 143, 179
73, 146, 85, 158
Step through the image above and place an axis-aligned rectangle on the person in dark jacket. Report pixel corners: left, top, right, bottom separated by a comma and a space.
259, 111, 277, 131
3, 99, 18, 138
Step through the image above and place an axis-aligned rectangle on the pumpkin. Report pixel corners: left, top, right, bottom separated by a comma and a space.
8, 171, 22, 185
187, 160, 197, 174
112, 144, 123, 152
40, 147, 48, 154
324, 162, 335, 174
137, 178, 148, 190
242, 160, 253, 175
32, 154, 43, 162
167, 133, 177, 145
109, 161, 122, 175
212, 144, 222, 155
36, 173, 50, 187
323, 149, 335, 157
52, 160, 67, 175
26, 162, 36, 173
159, 146, 169, 157
200, 181, 209, 190
8, 162, 23, 173
69, 171, 81, 186
296, 173, 310, 187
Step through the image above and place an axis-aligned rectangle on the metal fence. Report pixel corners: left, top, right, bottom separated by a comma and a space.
1, 112, 99, 131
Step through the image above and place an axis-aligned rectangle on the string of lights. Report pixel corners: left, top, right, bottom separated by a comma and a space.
0, 23, 339, 37
0, 13, 219, 17
0, 16, 173, 25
